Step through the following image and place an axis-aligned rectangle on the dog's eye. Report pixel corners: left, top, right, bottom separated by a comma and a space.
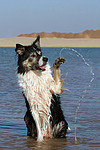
28, 58, 33, 62
31, 54, 36, 57
30, 52, 37, 57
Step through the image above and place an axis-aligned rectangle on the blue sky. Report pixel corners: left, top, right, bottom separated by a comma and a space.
0, 0, 100, 38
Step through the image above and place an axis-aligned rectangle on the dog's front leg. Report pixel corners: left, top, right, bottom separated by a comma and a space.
53, 57, 66, 94
31, 110, 43, 141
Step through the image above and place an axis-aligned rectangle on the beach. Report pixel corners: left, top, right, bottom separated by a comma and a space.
0, 37, 100, 47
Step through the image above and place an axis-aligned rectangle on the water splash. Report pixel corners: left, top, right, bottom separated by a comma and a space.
59, 48, 94, 144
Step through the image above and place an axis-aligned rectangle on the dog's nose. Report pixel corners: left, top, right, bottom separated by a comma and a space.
43, 57, 48, 62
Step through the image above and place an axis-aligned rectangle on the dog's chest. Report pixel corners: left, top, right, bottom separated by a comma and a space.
18, 70, 54, 109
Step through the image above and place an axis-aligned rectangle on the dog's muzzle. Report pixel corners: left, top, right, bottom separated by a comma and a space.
39, 56, 48, 71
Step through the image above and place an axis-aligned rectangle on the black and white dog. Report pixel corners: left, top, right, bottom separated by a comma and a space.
15, 36, 68, 141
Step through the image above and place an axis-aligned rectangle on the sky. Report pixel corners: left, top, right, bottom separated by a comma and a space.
0, 0, 100, 38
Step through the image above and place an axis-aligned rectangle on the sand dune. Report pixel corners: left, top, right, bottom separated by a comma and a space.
0, 37, 100, 47
18, 30, 100, 39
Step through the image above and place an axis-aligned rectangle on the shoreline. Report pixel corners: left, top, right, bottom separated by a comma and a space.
0, 37, 100, 48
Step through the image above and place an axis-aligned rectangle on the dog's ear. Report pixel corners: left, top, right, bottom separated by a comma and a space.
33, 35, 40, 49
15, 44, 25, 55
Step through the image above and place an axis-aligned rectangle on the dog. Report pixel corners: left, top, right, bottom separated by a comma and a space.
15, 35, 68, 141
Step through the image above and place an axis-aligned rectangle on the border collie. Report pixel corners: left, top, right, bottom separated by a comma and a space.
15, 35, 68, 141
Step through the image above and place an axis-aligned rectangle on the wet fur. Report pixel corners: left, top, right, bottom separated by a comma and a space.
15, 36, 68, 141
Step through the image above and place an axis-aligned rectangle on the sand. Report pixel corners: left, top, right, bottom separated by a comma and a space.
0, 37, 100, 47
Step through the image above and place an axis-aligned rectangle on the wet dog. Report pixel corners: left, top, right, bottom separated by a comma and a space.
15, 36, 68, 141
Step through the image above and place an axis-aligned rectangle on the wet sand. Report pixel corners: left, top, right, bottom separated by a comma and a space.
0, 37, 100, 47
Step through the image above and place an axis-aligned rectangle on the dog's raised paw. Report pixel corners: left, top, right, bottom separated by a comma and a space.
53, 57, 66, 68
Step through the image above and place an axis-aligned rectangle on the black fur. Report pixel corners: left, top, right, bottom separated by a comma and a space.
50, 94, 68, 138
23, 93, 37, 138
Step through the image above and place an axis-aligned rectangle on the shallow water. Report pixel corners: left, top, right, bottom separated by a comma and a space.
0, 47, 100, 149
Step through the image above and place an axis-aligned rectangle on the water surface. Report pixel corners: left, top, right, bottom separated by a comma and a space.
0, 47, 100, 149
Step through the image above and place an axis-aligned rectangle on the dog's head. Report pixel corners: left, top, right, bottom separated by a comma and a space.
15, 35, 48, 74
